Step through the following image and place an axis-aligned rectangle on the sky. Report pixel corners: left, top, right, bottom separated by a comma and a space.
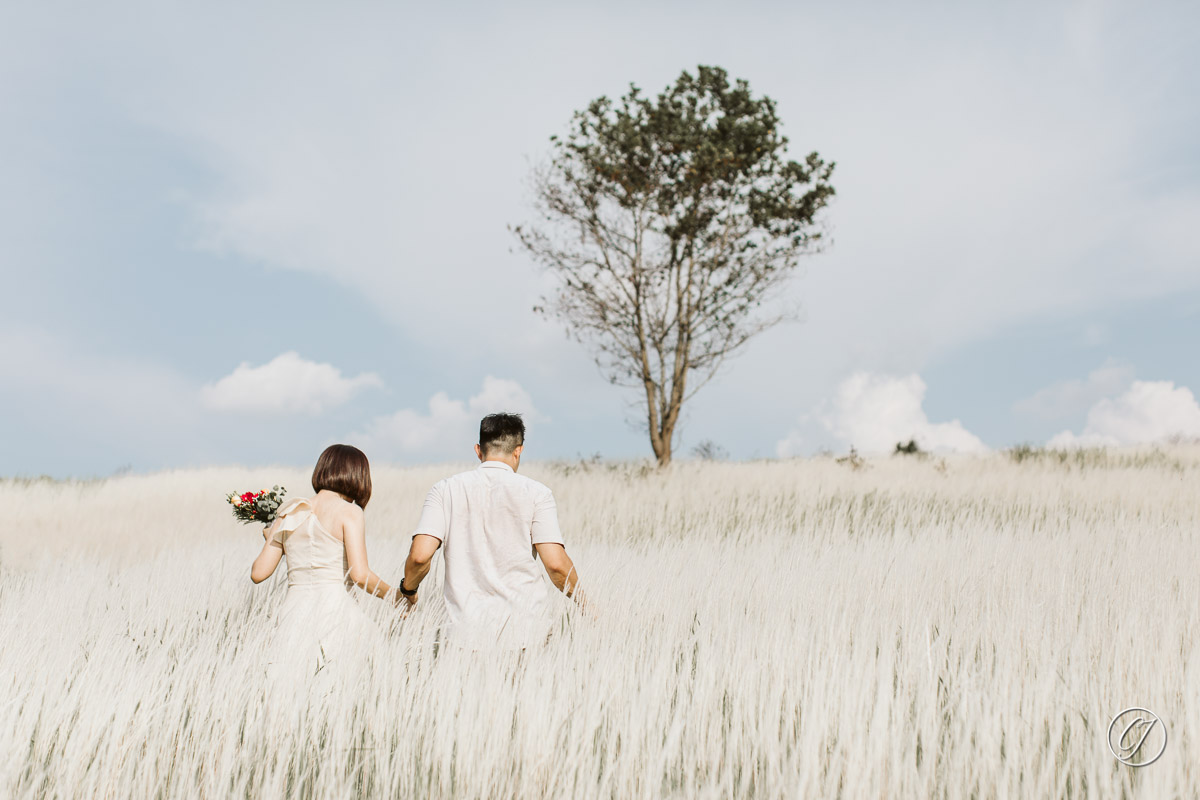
1, 0, 1198, 477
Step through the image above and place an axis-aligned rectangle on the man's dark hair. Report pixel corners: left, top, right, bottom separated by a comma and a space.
479, 413, 525, 455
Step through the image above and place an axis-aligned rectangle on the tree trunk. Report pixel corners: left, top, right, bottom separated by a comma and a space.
652, 397, 679, 468
643, 379, 675, 467
653, 434, 672, 467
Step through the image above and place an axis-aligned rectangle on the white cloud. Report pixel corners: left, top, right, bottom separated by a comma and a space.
201, 352, 381, 414
0, 325, 195, 423
45, 1, 1193, 380
2, 3, 1199, 472
358, 377, 541, 457
1048, 380, 1200, 448
117, 5, 570, 364
1013, 359, 1135, 422
0, 325, 208, 472
774, 429, 807, 459
778, 372, 988, 456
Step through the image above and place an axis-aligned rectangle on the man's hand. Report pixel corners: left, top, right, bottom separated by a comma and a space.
534, 543, 583, 601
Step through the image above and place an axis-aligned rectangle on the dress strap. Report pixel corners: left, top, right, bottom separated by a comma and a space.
270, 497, 314, 543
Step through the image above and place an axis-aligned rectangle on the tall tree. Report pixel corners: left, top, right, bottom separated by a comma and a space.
513, 66, 835, 465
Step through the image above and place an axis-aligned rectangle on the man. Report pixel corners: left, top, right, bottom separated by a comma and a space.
399, 413, 582, 647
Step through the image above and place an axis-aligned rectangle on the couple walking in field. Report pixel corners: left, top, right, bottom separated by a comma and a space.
249, 413, 584, 681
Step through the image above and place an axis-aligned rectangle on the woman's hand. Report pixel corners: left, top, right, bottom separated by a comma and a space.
393, 587, 417, 609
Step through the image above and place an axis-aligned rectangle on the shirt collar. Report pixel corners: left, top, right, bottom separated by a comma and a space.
479, 460, 515, 472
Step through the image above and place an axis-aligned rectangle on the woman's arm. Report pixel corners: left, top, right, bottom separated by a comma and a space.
251, 538, 284, 583
342, 506, 398, 603
263, 516, 282, 541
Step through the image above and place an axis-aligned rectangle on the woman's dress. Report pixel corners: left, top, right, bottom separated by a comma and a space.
264, 497, 378, 689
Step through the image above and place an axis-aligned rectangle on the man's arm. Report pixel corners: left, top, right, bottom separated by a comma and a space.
530, 486, 583, 602
401, 534, 442, 605
534, 542, 583, 601
400, 483, 448, 606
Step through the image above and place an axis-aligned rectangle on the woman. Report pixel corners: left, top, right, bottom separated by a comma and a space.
250, 444, 400, 685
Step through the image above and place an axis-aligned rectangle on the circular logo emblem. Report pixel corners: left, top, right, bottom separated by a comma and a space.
1107, 707, 1167, 767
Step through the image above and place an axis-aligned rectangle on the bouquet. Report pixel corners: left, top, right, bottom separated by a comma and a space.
227, 485, 287, 525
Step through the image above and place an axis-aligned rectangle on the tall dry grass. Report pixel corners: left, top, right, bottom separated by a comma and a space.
2, 447, 1198, 798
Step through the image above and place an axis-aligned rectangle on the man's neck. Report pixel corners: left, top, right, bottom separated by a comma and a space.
482, 456, 519, 472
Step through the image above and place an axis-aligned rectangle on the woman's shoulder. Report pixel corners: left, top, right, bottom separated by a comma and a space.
341, 498, 365, 521
314, 491, 363, 522
277, 495, 314, 516
326, 496, 364, 540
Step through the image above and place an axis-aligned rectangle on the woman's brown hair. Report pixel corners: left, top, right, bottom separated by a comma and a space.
312, 444, 372, 508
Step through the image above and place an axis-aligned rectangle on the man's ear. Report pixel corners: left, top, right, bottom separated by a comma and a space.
474, 444, 484, 462
512, 445, 524, 461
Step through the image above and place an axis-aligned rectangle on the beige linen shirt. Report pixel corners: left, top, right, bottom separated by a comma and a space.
413, 460, 565, 646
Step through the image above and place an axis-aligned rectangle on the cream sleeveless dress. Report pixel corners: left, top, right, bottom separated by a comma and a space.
264, 497, 379, 687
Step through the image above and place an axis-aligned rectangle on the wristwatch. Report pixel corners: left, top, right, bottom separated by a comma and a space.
399, 579, 417, 597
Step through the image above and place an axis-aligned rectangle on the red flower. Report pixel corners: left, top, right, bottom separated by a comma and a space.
240, 492, 256, 502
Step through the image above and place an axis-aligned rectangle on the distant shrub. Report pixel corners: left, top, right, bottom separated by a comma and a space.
894, 439, 922, 456
1008, 443, 1040, 464
836, 446, 867, 471
691, 440, 729, 461
1006, 443, 1187, 472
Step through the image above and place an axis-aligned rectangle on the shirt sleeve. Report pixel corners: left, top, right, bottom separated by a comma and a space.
530, 487, 565, 545
413, 482, 449, 541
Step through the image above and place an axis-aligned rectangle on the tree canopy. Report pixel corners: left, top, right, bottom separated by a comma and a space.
513, 66, 835, 465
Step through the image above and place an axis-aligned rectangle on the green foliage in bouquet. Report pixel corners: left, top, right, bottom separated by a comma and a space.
227, 486, 287, 525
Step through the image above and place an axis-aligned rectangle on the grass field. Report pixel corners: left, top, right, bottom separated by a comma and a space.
2, 447, 1198, 798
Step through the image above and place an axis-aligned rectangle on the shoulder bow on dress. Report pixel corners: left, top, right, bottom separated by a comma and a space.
269, 497, 315, 544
